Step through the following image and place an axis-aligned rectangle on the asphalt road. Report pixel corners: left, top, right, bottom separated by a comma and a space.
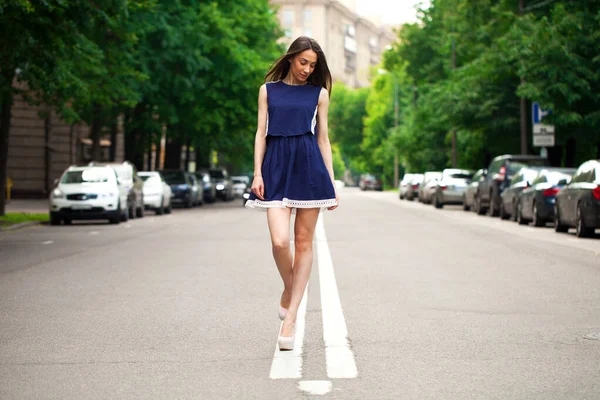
1, 188, 599, 399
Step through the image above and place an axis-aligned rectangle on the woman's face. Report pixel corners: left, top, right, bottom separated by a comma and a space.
289, 49, 318, 83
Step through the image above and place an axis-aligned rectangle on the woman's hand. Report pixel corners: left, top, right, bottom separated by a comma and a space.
328, 191, 339, 211
251, 176, 265, 200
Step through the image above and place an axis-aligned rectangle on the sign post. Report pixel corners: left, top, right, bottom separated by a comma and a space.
532, 102, 554, 148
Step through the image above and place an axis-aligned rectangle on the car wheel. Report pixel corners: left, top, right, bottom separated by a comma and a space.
499, 201, 509, 220
576, 203, 593, 238
517, 201, 528, 225
462, 195, 470, 211
121, 203, 129, 222
511, 200, 518, 221
474, 195, 485, 215
165, 200, 172, 214
136, 205, 144, 218
156, 197, 165, 215
532, 202, 545, 227
488, 192, 499, 217
434, 194, 443, 209
50, 215, 61, 226
554, 204, 568, 233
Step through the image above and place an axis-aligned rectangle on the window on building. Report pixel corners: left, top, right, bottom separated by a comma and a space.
304, 9, 312, 24
283, 9, 294, 26
285, 28, 293, 38
304, 28, 312, 37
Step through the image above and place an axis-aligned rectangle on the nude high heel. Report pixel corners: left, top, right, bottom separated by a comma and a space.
278, 305, 288, 320
277, 323, 296, 351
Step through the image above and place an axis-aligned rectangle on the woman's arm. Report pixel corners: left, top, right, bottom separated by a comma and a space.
316, 88, 338, 210
251, 84, 268, 200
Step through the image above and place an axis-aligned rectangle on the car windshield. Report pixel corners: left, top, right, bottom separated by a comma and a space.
209, 170, 225, 179
507, 159, 547, 174
162, 172, 186, 184
448, 172, 472, 180
547, 172, 571, 185
141, 175, 161, 185
61, 169, 111, 184
232, 178, 245, 184
139, 175, 153, 182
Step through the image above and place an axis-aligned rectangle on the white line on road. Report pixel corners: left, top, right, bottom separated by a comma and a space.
269, 285, 308, 379
89, 231, 99, 235
42, 240, 53, 245
298, 380, 332, 395
315, 216, 358, 379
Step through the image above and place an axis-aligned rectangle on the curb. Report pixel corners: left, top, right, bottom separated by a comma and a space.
0, 221, 44, 232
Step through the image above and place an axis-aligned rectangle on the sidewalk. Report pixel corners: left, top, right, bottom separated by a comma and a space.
5, 199, 48, 214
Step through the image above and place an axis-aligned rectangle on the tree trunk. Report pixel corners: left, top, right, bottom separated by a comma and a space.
90, 104, 102, 162
44, 111, 52, 195
109, 118, 118, 161
0, 89, 13, 216
184, 136, 191, 172
164, 125, 182, 170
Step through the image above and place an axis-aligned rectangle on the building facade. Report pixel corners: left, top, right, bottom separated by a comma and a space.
270, 0, 397, 88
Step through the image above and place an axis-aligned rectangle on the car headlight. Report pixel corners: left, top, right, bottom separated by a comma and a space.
52, 188, 64, 199
216, 184, 225, 190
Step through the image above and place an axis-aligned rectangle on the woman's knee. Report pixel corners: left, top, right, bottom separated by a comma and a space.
272, 236, 290, 251
294, 232, 313, 253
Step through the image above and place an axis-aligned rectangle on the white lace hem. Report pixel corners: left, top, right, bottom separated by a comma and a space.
245, 197, 337, 211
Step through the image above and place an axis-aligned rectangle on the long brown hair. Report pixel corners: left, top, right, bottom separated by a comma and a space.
265, 36, 332, 95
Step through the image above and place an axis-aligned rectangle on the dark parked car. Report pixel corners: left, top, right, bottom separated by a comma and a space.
160, 170, 196, 208
209, 168, 233, 201
405, 174, 424, 201
359, 173, 383, 191
462, 169, 486, 211
475, 154, 550, 216
554, 160, 600, 237
516, 168, 576, 226
195, 170, 217, 203
499, 167, 544, 220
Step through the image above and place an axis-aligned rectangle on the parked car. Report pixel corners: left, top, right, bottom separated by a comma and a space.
516, 168, 577, 226
209, 168, 234, 200
160, 170, 196, 208
187, 172, 203, 206
242, 184, 252, 206
475, 154, 550, 216
554, 159, 600, 237
405, 174, 424, 201
231, 175, 250, 198
138, 171, 172, 215
195, 170, 216, 203
90, 161, 145, 218
399, 173, 415, 199
359, 173, 383, 191
432, 169, 473, 209
499, 167, 544, 220
418, 171, 442, 204
462, 169, 486, 211
49, 165, 128, 225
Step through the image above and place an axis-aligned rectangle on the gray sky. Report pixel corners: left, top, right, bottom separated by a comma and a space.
355, 0, 430, 27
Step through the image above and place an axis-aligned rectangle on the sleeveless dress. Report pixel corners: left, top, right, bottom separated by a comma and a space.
245, 81, 337, 211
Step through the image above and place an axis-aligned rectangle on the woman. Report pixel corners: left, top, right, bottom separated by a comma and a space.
245, 36, 338, 350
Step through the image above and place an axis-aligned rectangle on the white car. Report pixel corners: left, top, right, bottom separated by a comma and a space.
49, 165, 128, 225
230, 176, 249, 198
138, 171, 172, 215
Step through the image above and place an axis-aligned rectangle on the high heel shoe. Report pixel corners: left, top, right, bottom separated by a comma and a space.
277, 323, 296, 351
278, 305, 288, 320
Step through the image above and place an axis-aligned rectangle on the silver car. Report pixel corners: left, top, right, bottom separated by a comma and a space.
432, 169, 474, 208
418, 171, 442, 204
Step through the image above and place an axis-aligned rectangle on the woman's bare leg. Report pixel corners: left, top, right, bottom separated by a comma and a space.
281, 208, 320, 336
267, 208, 294, 308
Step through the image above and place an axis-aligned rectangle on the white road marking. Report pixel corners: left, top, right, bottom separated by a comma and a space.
315, 216, 358, 379
298, 380, 332, 395
269, 285, 308, 379
42, 240, 53, 245
89, 231, 99, 235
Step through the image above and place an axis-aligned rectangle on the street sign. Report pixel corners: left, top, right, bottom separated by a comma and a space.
532, 102, 554, 147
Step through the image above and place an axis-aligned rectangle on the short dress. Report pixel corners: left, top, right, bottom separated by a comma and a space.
245, 81, 337, 211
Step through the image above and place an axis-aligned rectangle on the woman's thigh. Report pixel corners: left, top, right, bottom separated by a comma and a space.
267, 208, 293, 246
294, 208, 320, 246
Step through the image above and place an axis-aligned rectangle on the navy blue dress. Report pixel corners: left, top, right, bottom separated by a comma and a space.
245, 81, 337, 211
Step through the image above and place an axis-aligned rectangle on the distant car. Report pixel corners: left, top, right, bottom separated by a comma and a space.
554, 159, 600, 237
209, 168, 234, 201
475, 154, 550, 216
516, 168, 577, 226
231, 175, 250, 198
499, 167, 544, 220
49, 165, 128, 225
359, 174, 383, 191
138, 171, 172, 215
432, 169, 473, 209
399, 173, 415, 199
160, 170, 196, 208
418, 171, 442, 204
90, 161, 145, 219
462, 169, 486, 211
195, 170, 216, 203
405, 174, 424, 201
